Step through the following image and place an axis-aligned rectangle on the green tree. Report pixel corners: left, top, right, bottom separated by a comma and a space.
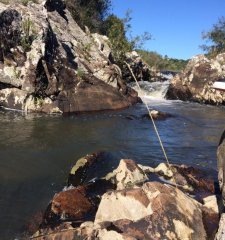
104, 12, 151, 66
137, 50, 188, 72
104, 14, 132, 65
65, 0, 111, 33
201, 17, 225, 57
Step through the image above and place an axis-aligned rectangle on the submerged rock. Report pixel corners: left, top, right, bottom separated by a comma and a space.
166, 54, 225, 104
0, 1, 139, 113
141, 110, 172, 120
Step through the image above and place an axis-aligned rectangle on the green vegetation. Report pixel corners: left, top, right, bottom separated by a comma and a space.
103, 15, 132, 65
65, 0, 111, 33
103, 12, 151, 67
66, 1, 150, 67
201, 17, 225, 57
0, 0, 38, 5
138, 50, 188, 72
21, 17, 37, 52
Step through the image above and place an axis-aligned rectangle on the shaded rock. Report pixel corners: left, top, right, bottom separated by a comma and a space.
215, 213, 225, 240
0, 8, 22, 62
201, 205, 220, 240
140, 162, 216, 202
68, 152, 109, 187
217, 129, 225, 205
95, 181, 208, 240
43, 186, 93, 226
124, 51, 168, 83
166, 54, 225, 104
141, 110, 172, 121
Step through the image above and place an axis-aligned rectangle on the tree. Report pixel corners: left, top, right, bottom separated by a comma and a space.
104, 14, 132, 65
201, 17, 225, 57
65, 0, 111, 33
104, 12, 151, 66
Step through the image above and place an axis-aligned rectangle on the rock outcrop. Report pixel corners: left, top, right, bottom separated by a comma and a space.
30, 155, 220, 240
166, 54, 225, 104
215, 213, 225, 240
0, 1, 139, 114
217, 130, 225, 205
124, 51, 169, 82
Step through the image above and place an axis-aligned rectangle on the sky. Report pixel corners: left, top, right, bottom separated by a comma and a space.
111, 0, 225, 60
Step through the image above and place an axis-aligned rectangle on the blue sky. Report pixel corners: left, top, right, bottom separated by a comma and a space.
111, 0, 225, 59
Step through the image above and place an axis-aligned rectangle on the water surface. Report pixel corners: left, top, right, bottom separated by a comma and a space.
0, 98, 225, 239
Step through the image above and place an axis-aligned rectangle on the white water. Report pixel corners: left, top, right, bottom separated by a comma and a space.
129, 80, 171, 100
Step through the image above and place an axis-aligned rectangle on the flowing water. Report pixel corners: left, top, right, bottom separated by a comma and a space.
0, 81, 225, 239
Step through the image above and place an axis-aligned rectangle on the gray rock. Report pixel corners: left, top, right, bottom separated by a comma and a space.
0, 1, 139, 113
166, 54, 225, 104
215, 213, 225, 240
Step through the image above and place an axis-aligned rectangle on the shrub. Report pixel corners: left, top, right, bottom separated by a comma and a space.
65, 0, 111, 33
21, 17, 37, 52
201, 17, 225, 57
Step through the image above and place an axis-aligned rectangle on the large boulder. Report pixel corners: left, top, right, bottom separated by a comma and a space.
31, 157, 220, 240
217, 130, 225, 205
0, 1, 139, 113
95, 182, 208, 240
166, 54, 225, 104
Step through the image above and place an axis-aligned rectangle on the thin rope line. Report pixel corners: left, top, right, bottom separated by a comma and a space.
125, 61, 194, 240
124, 61, 178, 188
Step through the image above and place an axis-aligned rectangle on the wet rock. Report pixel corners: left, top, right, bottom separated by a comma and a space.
166, 54, 225, 104
141, 110, 172, 120
43, 186, 93, 226
105, 159, 148, 190
95, 181, 208, 240
68, 152, 108, 187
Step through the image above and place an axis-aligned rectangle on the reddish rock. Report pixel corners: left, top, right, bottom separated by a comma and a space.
43, 186, 93, 226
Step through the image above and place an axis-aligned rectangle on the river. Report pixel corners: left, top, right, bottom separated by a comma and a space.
0, 81, 225, 239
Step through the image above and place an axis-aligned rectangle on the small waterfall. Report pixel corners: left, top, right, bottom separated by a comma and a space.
129, 80, 171, 99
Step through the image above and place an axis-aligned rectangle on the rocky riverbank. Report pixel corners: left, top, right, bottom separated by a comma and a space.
166, 53, 225, 104
26, 151, 224, 240
0, 0, 140, 114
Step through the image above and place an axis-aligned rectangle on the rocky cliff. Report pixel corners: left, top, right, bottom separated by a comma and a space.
166, 53, 225, 104
0, 0, 139, 114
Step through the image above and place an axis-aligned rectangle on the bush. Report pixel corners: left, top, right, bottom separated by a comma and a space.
138, 50, 188, 72
201, 17, 225, 57
21, 17, 37, 52
65, 0, 111, 33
